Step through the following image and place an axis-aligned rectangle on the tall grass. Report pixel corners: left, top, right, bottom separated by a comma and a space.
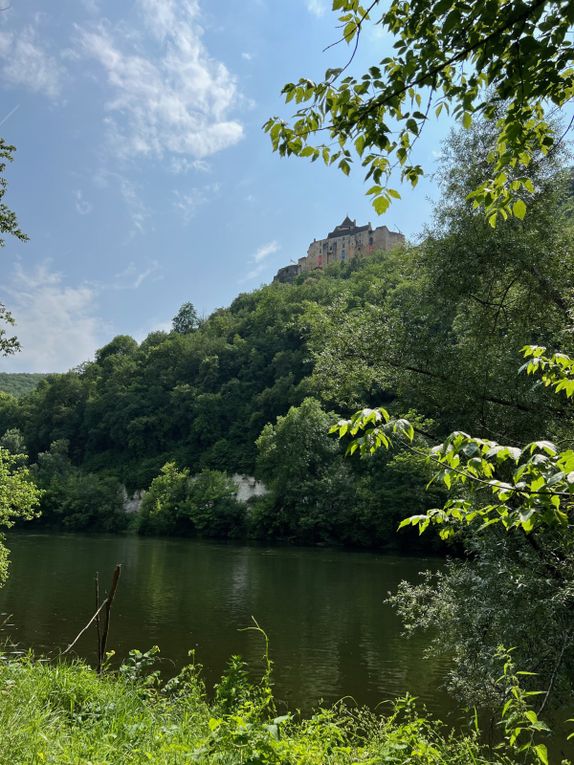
0, 645, 528, 765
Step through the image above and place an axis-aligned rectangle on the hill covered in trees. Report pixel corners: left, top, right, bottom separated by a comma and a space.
0, 128, 572, 549
0, 373, 47, 397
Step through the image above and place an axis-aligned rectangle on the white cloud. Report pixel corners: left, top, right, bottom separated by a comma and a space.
74, 189, 93, 215
173, 182, 220, 223
253, 240, 279, 262
169, 157, 211, 174
94, 169, 149, 236
0, 25, 63, 99
1, 264, 108, 373
306, 0, 327, 17
81, 0, 101, 13
77, 0, 244, 161
113, 260, 161, 289
241, 51, 253, 61
240, 240, 280, 283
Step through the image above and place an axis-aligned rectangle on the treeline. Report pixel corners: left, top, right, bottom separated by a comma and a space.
0, 373, 47, 397
0, 272, 440, 548
0, 126, 572, 548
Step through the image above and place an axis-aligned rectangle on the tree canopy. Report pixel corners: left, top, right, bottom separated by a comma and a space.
265, 0, 574, 224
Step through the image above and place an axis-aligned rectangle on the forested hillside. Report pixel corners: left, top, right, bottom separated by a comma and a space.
0, 373, 46, 397
0, 127, 572, 549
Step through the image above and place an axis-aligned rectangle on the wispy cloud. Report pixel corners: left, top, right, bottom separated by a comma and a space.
1, 263, 108, 373
306, 0, 328, 17
77, 0, 244, 161
94, 169, 149, 236
240, 240, 280, 283
253, 240, 279, 262
74, 189, 93, 215
173, 182, 220, 223
169, 157, 211, 174
113, 259, 161, 289
0, 24, 63, 99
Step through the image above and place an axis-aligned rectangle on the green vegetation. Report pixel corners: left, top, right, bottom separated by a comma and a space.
0, 644, 546, 765
0, 447, 41, 584
265, 0, 574, 223
0, 373, 47, 397
0, 138, 28, 357
331, 344, 574, 719
0, 120, 570, 553
0, 4, 573, 759
138, 463, 243, 537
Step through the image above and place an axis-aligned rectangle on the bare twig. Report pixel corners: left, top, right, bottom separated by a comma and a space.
95, 572, 102, 673
62, 599, 109, 656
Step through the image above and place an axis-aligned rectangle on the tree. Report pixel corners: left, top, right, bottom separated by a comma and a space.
172, 302, 201, 334
0, 447, 42, 584
138, 462, 243, 537
181, 469, 243, 537
254, 398, 356, 542
305, 124, 573, 443
265, 0, 574, 223
0, 138, 28, 356
332, 346, 574, 711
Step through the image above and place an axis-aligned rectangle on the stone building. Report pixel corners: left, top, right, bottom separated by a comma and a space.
301, 216, 404, 272
273, 216, 404, 283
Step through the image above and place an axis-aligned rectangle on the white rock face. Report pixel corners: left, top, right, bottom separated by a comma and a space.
122, 488, 146, 514
232, 474, 267, 503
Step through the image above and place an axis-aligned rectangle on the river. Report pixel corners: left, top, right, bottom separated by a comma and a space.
0, 532, 452, 716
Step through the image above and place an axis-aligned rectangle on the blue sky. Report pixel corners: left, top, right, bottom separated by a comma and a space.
0, 0, 453, 372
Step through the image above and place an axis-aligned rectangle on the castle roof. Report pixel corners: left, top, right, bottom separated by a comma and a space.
327, 216, 371, 239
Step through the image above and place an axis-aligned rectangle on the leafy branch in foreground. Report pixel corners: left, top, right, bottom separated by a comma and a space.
0, 138, 27, 357
0, 446, 42, 584
331, 346, 574, 538
265, 0, 574, 222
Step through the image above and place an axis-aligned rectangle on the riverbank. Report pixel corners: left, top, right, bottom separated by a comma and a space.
0, 651, 516, 765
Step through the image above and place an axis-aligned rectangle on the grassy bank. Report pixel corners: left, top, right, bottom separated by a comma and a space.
0, 648, 526, 765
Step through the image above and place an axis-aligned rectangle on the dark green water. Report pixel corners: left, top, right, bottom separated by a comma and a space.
0, 533, 452, 715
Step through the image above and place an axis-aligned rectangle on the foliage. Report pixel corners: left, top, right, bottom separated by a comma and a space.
0, 127, 571, 546
139, 462, 244, 538
307, 127, 573, 445
172, 301, 201, 334
139, 462, 190, 535
0, 428, 26, 458
182, 469, 243, 537
335, 348, 574, 711
0, 373, 47, 397
265, 0, 574, 222
32, 440, 127, 532
0, 647, 536, 765
0, 138, 28, 356
253, 397, 434, 547
0, 446, 42, 584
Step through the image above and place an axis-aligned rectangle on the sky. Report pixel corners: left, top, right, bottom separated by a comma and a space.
0, 0, 454, 373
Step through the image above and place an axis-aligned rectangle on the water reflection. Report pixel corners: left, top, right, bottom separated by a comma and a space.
0, 533, 451, 715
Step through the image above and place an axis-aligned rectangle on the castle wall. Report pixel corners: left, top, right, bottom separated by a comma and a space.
273, 218, 405, 283
300, 223, 404, 273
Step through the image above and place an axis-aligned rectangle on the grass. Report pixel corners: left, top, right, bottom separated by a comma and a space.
0, 645, 526, 765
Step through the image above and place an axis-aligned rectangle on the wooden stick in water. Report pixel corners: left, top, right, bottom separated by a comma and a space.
99, 563, 122, 671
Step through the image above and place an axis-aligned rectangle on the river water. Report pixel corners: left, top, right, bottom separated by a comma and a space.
0, 533, 452, 716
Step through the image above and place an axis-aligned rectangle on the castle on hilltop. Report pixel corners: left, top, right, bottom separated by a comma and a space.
274, 216, 405, 283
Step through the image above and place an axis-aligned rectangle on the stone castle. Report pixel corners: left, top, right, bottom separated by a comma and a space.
274, 216, 405, 283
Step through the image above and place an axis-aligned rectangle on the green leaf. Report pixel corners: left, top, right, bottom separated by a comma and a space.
513, 199, 526, 220
373, 195, 390, 215
533, 744, 548, 765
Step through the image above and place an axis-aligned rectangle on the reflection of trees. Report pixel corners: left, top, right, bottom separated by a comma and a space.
0, 535, 448, 713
